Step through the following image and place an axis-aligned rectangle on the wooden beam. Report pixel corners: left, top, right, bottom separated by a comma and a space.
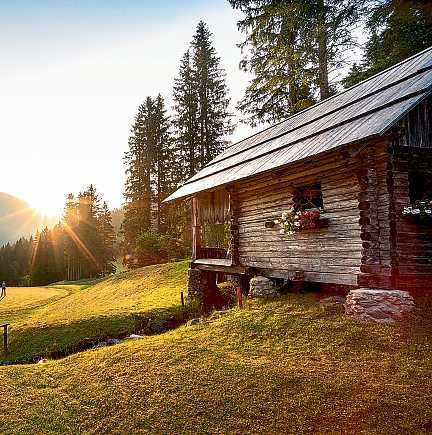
192, 260, 248, 275
192, 196, 202, 261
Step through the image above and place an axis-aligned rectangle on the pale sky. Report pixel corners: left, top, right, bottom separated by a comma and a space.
0, 0, 254, 217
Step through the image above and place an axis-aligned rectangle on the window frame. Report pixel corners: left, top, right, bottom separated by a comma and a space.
292, 182, 324, 212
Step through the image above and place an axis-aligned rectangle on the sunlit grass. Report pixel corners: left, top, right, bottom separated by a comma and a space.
0, 263, 431, 434
0, 294, 431, 434
1, 261, 189, 362
0, 287, 69, 315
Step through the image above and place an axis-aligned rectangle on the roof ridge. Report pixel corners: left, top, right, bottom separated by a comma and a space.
222, 46, 432, 154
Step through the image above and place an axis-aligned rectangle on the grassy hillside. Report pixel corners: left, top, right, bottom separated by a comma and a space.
0, 261, 189, 362
0, 262, 431, 434
0, 294, 431, 434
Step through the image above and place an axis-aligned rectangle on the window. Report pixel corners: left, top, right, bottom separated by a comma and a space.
293, 183, 323, 211
409, 172, 431, 203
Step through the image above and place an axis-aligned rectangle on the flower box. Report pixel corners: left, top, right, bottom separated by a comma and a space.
402, 200, 432, 225
266, 217, 329, 229
266, 209, 328, 234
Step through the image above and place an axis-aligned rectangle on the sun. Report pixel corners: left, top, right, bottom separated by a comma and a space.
30, 195, 63, 219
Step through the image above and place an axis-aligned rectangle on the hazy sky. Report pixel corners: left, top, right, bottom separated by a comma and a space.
0, 0, 254, 216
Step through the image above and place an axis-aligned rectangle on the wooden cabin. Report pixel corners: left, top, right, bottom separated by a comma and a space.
165, 47, 432, 303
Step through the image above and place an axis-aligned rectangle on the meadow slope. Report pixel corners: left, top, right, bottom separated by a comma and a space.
0, 263, 431, 434
0, 262, 189, 362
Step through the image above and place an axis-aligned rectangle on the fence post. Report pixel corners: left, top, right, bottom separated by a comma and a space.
2, 324, 8, 353
236, 287, 243, 308
180, 291, 185, 307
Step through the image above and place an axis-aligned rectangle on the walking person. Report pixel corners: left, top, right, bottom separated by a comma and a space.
1, 281, 5, 298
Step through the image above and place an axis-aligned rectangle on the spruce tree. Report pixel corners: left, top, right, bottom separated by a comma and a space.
123, 101, 153, 249
228, 0, 366, 126
151, 94, 175, 233
123, 95, 176, 249
98, 201, 116, 275
63, 193, 80, 280
173, 21, 233, 179
62, 186, 115, 280
192, 21, 234, 168
173, 50, 199, 179
30, 227, 63, 286
343, 1, 432, 87
76, 185, 103, 278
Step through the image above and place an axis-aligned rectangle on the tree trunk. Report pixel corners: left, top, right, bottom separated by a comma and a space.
317, 0, 330, 100
282, 18, 299, 111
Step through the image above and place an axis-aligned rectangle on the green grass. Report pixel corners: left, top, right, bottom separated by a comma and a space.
113, 257, 127, 274
0, 264, 431, 434
0, 261, 190, 362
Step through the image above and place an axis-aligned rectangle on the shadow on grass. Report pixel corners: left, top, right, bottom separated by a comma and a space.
1, 303, 200, 364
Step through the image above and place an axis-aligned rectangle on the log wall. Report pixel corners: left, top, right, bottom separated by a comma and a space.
389, 147, 432, 291
357, 142, 394, 288
386, 95, 432, 292
235, 152, 365, 286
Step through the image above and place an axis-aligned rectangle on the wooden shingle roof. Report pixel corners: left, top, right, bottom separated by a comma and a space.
166, 47, 432, 202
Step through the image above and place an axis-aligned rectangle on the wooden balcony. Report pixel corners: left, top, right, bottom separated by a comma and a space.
192, 247, 247, 275
198, 247, 228, 259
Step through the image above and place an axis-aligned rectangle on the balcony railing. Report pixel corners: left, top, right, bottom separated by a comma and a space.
198, 247, 228, 259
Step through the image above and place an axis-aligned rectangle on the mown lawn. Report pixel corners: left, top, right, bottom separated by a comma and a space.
0, 288, 431, 434
0, 261, 189, 362
0, 286, 69, 314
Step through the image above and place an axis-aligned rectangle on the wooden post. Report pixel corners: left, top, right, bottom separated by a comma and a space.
1, 323, 9, 353
180, 291, 185, 307
236, 287, 243, 308
228, 187, 240, 266
192, 197, 202, 261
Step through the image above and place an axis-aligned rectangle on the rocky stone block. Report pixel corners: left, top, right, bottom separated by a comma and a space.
186, 318, 204, 327
249, 276, 280, 299
187, 268, 207, 304
345, 288, 415, 324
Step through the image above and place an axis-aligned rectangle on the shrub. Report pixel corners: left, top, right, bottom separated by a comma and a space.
135, 230, 189, 266
218, 280, 238, 307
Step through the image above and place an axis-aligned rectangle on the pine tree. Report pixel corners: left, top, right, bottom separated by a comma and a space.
173, 49, 199, 179
343, 0, 432, 87
123, 96, 176, 248
192, 21, 234, 168
123, 101, 153, 248
228, 0, 366, 126
98, 201, 116, 275
173, 21, 234, 179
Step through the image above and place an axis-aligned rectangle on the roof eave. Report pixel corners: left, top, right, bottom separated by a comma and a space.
163, 133, 383, 203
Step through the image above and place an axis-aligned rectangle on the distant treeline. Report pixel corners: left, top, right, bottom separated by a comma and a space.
0, 185, 115, 286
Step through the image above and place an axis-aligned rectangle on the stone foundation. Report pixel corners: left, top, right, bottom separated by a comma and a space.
187, 268, 207, 305
249, 276, 280, 299
345, 288, 415, 324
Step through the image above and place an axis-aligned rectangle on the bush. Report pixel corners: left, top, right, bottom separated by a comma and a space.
135, 230, 189, 266
218, 280, 238, 307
